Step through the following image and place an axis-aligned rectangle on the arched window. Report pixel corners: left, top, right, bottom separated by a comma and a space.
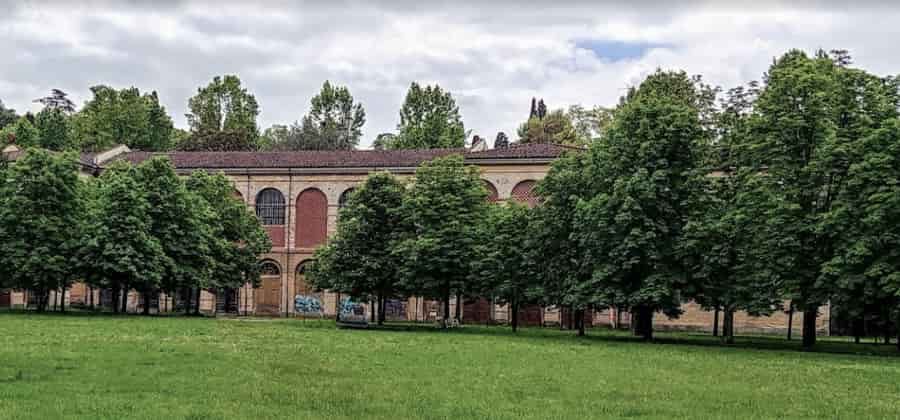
511, 180, 539, 208
482, 180, 499, 203
255, 188, 285, 225
296, 188, 328, 248
338, 188, 356, 209
295, 260, 314, 296
259, 260, 281, 276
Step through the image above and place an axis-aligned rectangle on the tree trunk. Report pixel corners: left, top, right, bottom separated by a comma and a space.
511, 298, 519, 333
853, 317, 863, 344
112, 285, 120, 313
802, 307, 817, 349
142, 290, 151, 315
377, 294, 385, 326
723, 307, 735, 344
455, 294, 462, 323
442, 290, 451, 328
51, 288, 57, 312
577, 309, 586, 337
88, 286, 94, 311
786, 304, 794, 340
193, 288, 201, 315
121, 285, 129, 313
59, 288, 65, 313
370, 299, 376, 322
634, 306, 653, 341
712, 307, 720, 337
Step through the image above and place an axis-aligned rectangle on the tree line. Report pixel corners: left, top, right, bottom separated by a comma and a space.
0, 150, 271, 313
310, 49, 900, 351
0, 78, 604, 154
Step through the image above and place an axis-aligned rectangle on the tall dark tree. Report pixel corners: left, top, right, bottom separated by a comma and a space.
33, 89, 76, 114
493, 132, 509, 148
281, 81, 365, 150
0, 100, 18, 129
396, 155, 487, 326
307, 172, 407, 325
393, 83, 466, 149
34, 108, 71, 150
72, 86, 174, 151
0, 149, 86, 311
517, 109, 579, 145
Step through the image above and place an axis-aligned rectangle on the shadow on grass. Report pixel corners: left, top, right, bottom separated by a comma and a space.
3, 309, 897, 358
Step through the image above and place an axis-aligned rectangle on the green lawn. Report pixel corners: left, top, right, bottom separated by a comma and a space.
0, 313, 898, 419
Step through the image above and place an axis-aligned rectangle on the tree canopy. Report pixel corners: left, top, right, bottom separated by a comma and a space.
392, 83, 466, 149
71, 86, 175, 151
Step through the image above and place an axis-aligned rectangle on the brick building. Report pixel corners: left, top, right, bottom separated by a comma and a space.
0, 143, 829, 335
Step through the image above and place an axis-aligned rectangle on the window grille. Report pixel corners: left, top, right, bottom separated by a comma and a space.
255, 188, 285, 225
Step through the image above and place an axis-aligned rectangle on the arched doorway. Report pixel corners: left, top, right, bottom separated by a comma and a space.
255, 259, 282, 315
511, 180, 539, 208
294, 260, 324, 317
483, 180, 499, 203
295, 188, 328, 248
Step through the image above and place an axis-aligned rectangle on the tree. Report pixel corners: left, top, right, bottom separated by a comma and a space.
0, 100, 18, 129
396, 155, 487, 326
34, 108, 71, 150
71, 86, 174, 151
573, 70, 705, 340
135, 157, 214, 314
81, 162, 166, 313
532, 151, 594, 336
1, 117, 39, 148
307, 172, 407, 325
287, 81, 365, 150
259, 124, 290, 151
0, 149, 86, 311
33, 89, 76, 114
493, 132, 509, 148
567, 105, 613, 143
186, 171, 271, 301
472, 203, 539, 332
176, 129, 259, 152
743, 50, 898, 348
393, 83, 466, 149
186, 75, 259, 147
517, 109, 579, 145
372, 133, 397, 150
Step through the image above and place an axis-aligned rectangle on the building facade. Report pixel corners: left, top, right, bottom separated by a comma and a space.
0, 143, 829, 334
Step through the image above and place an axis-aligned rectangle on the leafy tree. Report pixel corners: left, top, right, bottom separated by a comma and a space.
71, 86, 174, 151
743, 50, 899, 348
81, 162, 166, 313
573, 70, 705, 340
396, 155, 487, 326
288, 81, 365, 150
176, 129, 259, 152
532, 151, 594, 336
0, 149, 86, 311
393, 83, 466, 149
307, 172, 406, 325
34, 108, 71, 150
567, 105, 613, 143
517, 109, 579, 145
472, 203, 539, 332
135, 157, 214, 314
186, 171, 271, 297
33, 89, 76, 114
186, 75, 259, 146
259, 124, 290, 151
0, 100, 18, 129
493, 132, 509, 148
1, 117, 39, 148
372, 133, 397, 150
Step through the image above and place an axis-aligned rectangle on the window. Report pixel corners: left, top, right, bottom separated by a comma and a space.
255, 188, 285, 225
259, 260, 281, 276
511, 180, 539, 207
338, 188, 356, 209
483, 180, 499, 203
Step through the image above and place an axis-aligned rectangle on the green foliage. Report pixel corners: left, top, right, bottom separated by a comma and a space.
517, 109, 579, 145
393, 83, 466, 149
567, 105, 613, 143
2, 117, 39, 148
0, 149, 86, 310
33, 108, 71, 150
259, 124, 290, 151
295, 81, 366, 150
186, 75, 259, 147
71, 86, 174, 151
396, 155, 487, 321
372, 133, 396, 150
33, 89, 76, 114
186, 171, 271, 289
0, 100, 18, 129
308, 172, 406, 323
80, 162, 166, 301
472, 203, 540, 331
176, 129, 259, 152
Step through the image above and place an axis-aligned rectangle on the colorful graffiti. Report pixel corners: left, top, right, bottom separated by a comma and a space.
294, 295, 323, 316
337, 297, 368, 326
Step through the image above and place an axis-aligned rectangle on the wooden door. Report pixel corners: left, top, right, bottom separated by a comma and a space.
256, 277, 282, 315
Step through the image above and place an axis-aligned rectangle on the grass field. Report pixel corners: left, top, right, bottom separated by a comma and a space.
0, 313, 898, 419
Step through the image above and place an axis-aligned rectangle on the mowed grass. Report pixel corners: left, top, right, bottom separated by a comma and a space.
0, 313, 898, 420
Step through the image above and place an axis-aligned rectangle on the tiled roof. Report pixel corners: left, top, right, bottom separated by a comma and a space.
116, 143, 576, 170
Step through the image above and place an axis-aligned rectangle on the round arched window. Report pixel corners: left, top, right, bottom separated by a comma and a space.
255, 188, 285, 225
259, 260, 281, 276
511, 180, 539, 207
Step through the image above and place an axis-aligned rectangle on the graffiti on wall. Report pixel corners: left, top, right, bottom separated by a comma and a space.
294, 295, 323, 316
337, 297, 368, 326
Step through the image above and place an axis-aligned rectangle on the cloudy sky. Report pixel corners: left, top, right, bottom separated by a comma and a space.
2, 1, 899, 147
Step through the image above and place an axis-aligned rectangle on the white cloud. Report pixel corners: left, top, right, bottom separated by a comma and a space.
1, 1, 899, 147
